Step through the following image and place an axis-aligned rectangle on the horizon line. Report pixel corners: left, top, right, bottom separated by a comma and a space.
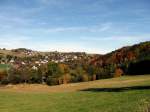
0, 41, 148, 55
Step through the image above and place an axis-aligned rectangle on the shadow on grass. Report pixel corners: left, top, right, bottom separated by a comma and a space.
80, 85, 150, 92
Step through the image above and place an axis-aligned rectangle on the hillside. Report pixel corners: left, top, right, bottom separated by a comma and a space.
91, 41, 150, 65
0, 75, 150, 112
90, 41, 150, 76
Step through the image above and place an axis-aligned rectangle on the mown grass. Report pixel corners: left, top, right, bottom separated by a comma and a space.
0, 75, 150, 112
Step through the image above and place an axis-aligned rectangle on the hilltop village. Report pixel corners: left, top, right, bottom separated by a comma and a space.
0, 41, 149, 85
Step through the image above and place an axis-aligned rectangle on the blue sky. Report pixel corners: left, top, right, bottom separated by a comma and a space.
0, 0, 150, 54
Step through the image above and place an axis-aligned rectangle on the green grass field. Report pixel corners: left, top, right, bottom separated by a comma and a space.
0, 75, 150, 112
0, 64, 9, 70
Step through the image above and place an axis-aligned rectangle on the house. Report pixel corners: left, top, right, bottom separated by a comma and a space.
41, 60, 48, 64
35, 61, 40, 64
74, 56, 78, 59
21, 62, 26, 65
32, 66, 38, 70
10, 59, 15, 63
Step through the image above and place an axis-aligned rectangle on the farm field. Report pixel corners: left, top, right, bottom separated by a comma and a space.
0, 75, 150, 112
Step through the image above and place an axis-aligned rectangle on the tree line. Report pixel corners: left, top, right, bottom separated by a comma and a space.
0, 62, 116, 85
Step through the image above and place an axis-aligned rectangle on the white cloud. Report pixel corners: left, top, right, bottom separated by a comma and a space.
80, 34, 150, 42
45, 23, 112, 33
46, 27, 86, 33
89, 23, 112, 32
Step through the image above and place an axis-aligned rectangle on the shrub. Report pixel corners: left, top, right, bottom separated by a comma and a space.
62, 74, 71, 84
0, 69, 7, 81
46, 76, 58, 85
0, 77, 9, 85
114, 68, 123, 77
81, 74, 89, 82
7, 67, 22, 84
29, 70, 42, 83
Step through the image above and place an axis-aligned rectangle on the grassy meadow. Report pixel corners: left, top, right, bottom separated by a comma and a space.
0, 64, 9, 69
0, 75, 150, 112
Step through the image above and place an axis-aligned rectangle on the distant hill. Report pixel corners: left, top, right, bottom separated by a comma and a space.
0, 41, 149, 85
90, 41, 150, 75
91, 41, 150, 64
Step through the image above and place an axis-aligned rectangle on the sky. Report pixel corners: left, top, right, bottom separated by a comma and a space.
0, 0, 150, 54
